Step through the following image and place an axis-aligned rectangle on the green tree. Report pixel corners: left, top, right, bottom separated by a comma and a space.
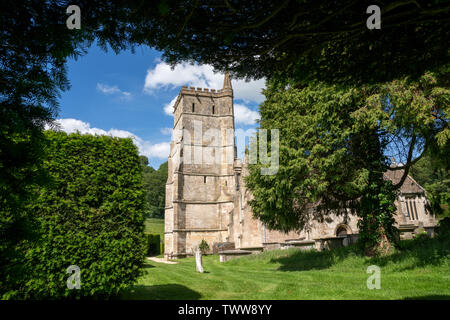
141, 159, 168, 218
246, 69, 449, 255
125, 0, 449, 84
411, 151, 450, 217
0, 0, 141, 295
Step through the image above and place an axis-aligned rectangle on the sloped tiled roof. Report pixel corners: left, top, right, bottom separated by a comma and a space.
384, 169, 426, 194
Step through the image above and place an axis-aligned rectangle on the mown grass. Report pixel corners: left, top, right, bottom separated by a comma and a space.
144, 218, 164, 239
122, 236, 450, 300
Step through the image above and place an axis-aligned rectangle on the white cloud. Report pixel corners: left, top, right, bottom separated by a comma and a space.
160, 127, 173, 135
163, 96, 178, 115
234, 104, 260, 125
97, 83, 131, 99
139, 141, 171, 160
152, 63, 264, 120
49, 118, 169, 159
144, 62, 265, 103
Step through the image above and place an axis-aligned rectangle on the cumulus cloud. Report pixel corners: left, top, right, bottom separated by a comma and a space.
151, 63, 264, 121
234, 104, 260, 125
144, 63, 214, 91
163, 96, 178, 115
50, 118, 169, 159
144, 62, 265, 103
160, 127, 173, 135
97, 83, 131, 99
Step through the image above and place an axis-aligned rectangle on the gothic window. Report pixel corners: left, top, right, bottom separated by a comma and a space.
405, 201, 411, 219
406, 198, 419, 220
407, 200, 413, 220
413, 201, 419, 220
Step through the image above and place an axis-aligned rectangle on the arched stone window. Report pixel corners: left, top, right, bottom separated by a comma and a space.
336, 226, 348, 236
335, 224, 352, 236
335, 224, 352, 246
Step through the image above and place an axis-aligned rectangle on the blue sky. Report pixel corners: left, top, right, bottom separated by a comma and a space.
57, 44, 265, 168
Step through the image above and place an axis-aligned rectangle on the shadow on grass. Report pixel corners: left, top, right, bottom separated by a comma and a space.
403, 295, 450, 300
271, 245, 361, 271
122, 284, 202, 300
370, 236, 450, 271
271, 236, 449, 272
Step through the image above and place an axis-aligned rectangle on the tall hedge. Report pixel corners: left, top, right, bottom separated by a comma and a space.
145, 234, 161, 256
19, 131, 146, 299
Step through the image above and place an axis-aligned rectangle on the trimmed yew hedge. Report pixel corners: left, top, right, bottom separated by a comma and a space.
21, 131, 147, 299
145, 234, 161, 256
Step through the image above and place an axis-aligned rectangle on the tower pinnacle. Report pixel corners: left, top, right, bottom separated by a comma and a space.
223, 71, 232, 90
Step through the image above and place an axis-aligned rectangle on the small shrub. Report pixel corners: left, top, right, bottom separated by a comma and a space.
199, 239, 210, 255
414, 231, 429, 242
438, 217, 450, 239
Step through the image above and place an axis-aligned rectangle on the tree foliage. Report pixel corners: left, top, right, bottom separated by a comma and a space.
3, 132, 147, 299
246, 68, 448, 254
411, 151, 450, 217
0, 0, 144, 294
125, 0, 449, 84
140, 159, 168, 218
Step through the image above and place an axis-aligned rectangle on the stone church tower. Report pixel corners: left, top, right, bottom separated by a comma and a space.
164, 73, 239, 258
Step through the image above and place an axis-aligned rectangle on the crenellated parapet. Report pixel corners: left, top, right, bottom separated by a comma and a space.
180, 85, 232, 96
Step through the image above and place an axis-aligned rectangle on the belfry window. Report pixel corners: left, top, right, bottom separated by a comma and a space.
212, 105, 215, 114
192, 103, 195, 112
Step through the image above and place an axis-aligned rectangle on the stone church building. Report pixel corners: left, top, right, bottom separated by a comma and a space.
164, 74, 437, 259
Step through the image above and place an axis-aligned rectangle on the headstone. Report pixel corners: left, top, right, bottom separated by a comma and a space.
194, 246, 204, 273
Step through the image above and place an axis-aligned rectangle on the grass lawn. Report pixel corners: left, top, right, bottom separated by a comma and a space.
145, 218, 164, 240
122, 237, 450, 300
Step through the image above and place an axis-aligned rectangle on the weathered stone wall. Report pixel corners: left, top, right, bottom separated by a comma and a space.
165, 83, 236, 258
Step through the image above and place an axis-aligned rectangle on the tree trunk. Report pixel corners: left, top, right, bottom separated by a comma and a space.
365, 226, 391, 257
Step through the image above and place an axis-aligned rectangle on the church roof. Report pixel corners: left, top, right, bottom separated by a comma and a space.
384, 169, 426, 194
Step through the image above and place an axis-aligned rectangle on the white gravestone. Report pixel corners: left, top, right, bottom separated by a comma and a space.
194, 246, 204, 273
